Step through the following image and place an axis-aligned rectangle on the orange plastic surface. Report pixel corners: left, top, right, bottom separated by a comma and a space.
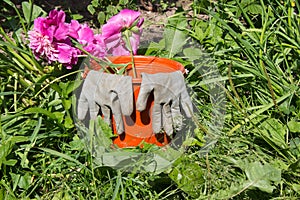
94, 56, 185, 148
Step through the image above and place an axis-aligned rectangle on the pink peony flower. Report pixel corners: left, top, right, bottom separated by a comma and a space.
28, 9, 144, 69
29, 10, 81, 68
28, 30, 57, 62
101, 9, 144, 56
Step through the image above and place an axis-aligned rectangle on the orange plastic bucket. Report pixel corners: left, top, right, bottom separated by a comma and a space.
92, 56, 185, 148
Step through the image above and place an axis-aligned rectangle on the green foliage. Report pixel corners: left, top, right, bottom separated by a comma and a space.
164, 13, 188, 58
1, 0, 300, 199
87, 0, 137, 26
169, 156, 204, 198
184, 0, 300, 198
244, 161, 281, 193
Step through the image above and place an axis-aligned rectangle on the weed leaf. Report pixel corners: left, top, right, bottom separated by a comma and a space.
244, 161, 281, 193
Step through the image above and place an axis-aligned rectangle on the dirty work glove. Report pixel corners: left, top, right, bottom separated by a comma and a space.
77, 70, 133, 134
136, 71, 193, 136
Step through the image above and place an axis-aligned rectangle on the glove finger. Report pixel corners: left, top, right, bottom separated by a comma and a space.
89, 100, 99, 119
117, 76, 134, 116
152, 103, 162, 133
100, 105, 111, 127
171, 99, 183, 132
110, 92, 125, 134
78, 70, 102, 120
77, 93, 89, 120
162, 103, 173, 136
113, 113, 125, 134
136, 73, 153, 111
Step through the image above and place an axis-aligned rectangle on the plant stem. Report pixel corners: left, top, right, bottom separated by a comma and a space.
124, 31, 137, 78
259, 8, 279, 111
33, 69, 82, 99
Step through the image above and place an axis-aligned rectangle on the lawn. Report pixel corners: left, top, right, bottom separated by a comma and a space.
1, 0, 300, 199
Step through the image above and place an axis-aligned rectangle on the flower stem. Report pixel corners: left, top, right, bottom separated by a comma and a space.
124, 30, 137, 78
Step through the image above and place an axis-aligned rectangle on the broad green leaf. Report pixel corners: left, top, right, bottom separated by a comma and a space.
97, 12, 106, 25
279, 98, 295, 115
3, 159, 17, 166
290, 137, 300, 157
164, 14, 187, 58
87, 5, 96, 15
22, 1, 46, 24
10, 172, 20, 192
69, 135, 85, 151
183, 47, 203, 62
287, 120, 300, 133
53, 112, 65, 123
0, 135, 29, 169
193, 26, 204, 42
143, 40, 165, 56
64, 115, 74, 129
169, 157, 204, 198
52, 191, 64, 200
91, 0, 99, 7
18, 173, 32, 190
292, 184, 300, 194
246, 4, 263, 15
119, 0, 129, 5
62, 99, 72, 110
66, 80, 82, 96
63, 191, 73, 200
244, 161, 281, 193
259, 118, 287, 149
71, 14, 83, 20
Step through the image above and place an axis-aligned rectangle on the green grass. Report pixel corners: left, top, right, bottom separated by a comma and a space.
1, 0, 300, 199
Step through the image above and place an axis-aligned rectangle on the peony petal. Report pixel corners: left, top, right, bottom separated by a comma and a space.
78, 24, 94, 44
137, 18, 144, 27
129, 32, 141, 55
101, 22, 123, 38
90, 34, 107, 58
56, 43, 79, 66
104, 33, 123, 50
48, 10, 66, 26
68, 20, 81, 39
33, 17, 47, 33
110, 44, 130, 56
28, 30, 58, 62
101, 9, 141, 38
54, 22, 69, 41
118, 9, 140, 27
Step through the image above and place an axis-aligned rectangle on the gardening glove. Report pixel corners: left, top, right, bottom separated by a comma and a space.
77, 70, 133, 134
136, 71, 193, 136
